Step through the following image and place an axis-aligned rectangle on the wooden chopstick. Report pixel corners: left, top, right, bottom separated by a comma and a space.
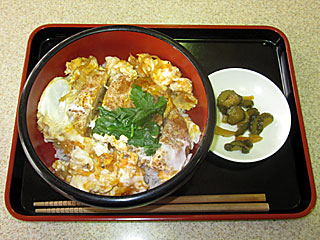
33, 193, 269, 213
155, 193, 266, 204
34, 193, 266, 207
35, 203, 269, 213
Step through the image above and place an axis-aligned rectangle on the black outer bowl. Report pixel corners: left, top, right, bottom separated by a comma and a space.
18, 25, 216, 209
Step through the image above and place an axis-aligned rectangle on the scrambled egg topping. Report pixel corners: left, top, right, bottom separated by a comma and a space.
37, 54, 201, 196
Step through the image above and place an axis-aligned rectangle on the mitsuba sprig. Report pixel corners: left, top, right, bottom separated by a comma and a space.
92, 85, 167, 155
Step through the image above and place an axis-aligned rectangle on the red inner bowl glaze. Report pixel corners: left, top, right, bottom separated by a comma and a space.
26, 29, 209, 169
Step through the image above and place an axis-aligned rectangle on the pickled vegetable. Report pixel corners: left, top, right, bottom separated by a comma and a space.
227, 106, 245, 125
235, 134, 263, 143
215, 89, 274, 155
215, 126, 235, 137
224, 139, 253, 154
247, 108, 260, 120
217, 90, 242, 114
235, 108, 259, 136
249, 113, 274, 135
240, 99, 254, 108
235, 122, 249, 136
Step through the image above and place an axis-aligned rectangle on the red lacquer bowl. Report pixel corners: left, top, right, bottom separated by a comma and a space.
18, 25, 216, 208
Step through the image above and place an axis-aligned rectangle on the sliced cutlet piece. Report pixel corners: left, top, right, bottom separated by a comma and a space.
102, 74, 135, 110
64, 56, 108, 136
102, 56, 137, 110
149, 107, 192, 180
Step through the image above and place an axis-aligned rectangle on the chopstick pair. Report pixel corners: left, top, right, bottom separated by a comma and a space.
33, 193, 269, 214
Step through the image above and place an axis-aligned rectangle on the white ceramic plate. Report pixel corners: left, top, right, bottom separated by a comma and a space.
208, 68, 291, 163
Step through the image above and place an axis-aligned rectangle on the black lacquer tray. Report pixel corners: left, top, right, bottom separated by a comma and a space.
5, 24, 316, 221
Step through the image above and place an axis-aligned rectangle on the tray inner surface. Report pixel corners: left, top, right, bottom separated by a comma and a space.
9, 27, 312, 217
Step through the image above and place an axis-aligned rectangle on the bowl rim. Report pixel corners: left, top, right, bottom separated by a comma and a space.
18, 25, 216, 208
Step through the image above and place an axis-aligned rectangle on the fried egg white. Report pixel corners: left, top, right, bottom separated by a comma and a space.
37, 77, 71, 142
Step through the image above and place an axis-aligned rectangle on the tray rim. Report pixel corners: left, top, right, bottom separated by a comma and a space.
5, 23, 316, 222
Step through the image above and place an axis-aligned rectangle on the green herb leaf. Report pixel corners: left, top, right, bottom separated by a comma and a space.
143, 143, 162, 156
131, 96, 167, 127
92, 108, 133, 139
130, 85, 154, 110
93, 84, 167, 156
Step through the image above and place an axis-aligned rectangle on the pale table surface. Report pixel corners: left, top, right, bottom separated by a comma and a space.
1, 0, 319, 239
